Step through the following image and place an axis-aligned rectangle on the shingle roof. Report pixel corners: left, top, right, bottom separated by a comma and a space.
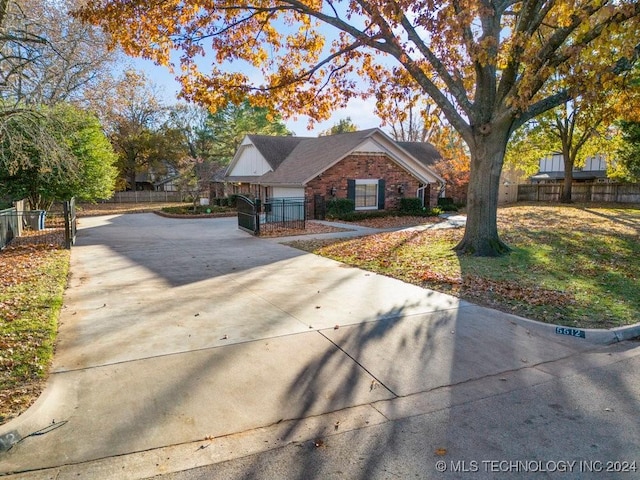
530, 170, 608, 181
229, 128, 444, 185
210, 164, 228, 182
247, 135, 307, 170
396, 141, 442, 167
260, 129, 380, 184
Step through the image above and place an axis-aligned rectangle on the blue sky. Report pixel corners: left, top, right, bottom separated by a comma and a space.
128, 56, 383, 137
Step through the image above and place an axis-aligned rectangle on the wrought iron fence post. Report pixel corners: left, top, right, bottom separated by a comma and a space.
255, 198, 261, 235
63, 197, 77, 249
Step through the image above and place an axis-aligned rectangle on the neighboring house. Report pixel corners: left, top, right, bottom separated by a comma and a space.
128, 173, 154, 191
224, 128, 445, 219
129, 165, 181, 192
154, 175, 181, 193
530, 153, 610, 184
210, 164, 230, 199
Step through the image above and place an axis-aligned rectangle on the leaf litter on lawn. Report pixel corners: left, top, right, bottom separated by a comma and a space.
0, 242, 69, 424
290, 204, 640, 329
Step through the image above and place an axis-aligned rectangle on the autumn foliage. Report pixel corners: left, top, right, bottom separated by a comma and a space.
75, 1, 640, 255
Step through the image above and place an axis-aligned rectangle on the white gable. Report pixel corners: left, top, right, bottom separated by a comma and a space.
227, 139, 272, 177
584, 155, 607, 171
540, 154, 563, 172
353, 139, 385, 154
540, 153, 607, 172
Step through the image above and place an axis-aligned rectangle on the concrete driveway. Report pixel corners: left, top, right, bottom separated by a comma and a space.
0, 213, 636, 478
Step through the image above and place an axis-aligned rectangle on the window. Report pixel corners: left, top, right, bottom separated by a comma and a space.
355, 180, 378, 209
347, 179, 385, 210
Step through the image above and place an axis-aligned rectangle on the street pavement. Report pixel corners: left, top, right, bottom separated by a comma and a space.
0, 213, 638, 479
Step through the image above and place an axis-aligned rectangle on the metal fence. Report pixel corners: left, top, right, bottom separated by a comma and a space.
63, 197, 77, 248
261, 197, 307, 233
236, 196, 308, 235
0, 198, 77, 251
0, 207, 18, 250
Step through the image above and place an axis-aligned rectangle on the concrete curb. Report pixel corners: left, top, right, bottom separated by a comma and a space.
508, 314, 640, 345
153, 211, 237, 219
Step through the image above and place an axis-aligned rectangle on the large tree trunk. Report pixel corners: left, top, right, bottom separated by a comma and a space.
454, 129, 511, 257
560, 153, 574, 203
128, 169, 136, 191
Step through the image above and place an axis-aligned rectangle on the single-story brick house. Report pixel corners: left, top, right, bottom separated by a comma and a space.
224, 128, 445, 218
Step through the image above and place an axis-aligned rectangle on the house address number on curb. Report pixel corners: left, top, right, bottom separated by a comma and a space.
556, 327, 586, 339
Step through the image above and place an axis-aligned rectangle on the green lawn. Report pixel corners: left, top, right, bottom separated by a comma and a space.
288, 204, 640, 330
0, 244, 69, 423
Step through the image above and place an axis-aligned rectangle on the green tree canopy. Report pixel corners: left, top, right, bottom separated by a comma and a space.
0, 104, 117, 209
206, 100, 291, 164
319, 117, 358, 136
614, 121, 640, 182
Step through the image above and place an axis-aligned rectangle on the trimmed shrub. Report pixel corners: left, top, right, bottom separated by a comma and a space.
326, 198, 355, 217
399, 197, 423, 214
327, 207, 446, 222
439, 203, 459, 212
335, 210, 389, 221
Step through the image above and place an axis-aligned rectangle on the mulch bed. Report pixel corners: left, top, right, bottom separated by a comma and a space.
154, 211, 237, 219
346, 215, 442, 229
257, 216, 442, 238
258, 221, 352, 238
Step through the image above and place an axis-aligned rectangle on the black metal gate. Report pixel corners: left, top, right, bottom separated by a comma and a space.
236, 195, 310, 235
236, 195, 260, 235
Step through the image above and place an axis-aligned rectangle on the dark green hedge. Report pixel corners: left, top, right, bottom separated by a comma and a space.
326, 198, 355, 216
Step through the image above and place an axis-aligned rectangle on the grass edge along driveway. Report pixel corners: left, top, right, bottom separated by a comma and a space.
288, 204, 640, 331
0, 244, 69, 425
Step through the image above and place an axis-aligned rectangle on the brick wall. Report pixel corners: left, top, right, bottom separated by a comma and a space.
305, 153, 437, 218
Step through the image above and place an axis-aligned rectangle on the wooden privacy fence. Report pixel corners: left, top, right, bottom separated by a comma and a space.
104, 191, 183, 203
518, 183, 640, 204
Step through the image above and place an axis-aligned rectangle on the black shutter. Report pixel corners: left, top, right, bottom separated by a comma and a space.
347, 179, 355, 201
377, 179, 385, 210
